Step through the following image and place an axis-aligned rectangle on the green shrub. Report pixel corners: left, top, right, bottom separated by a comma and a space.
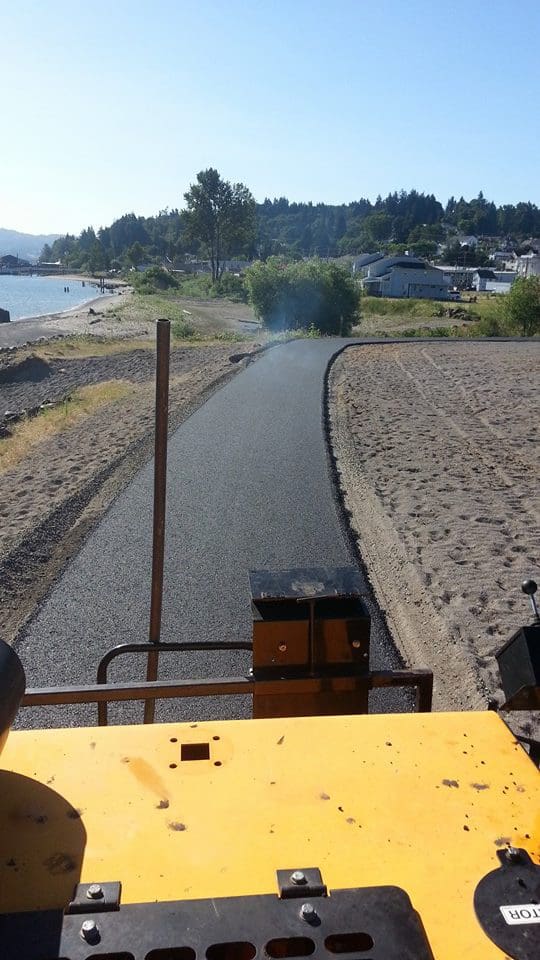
214, 273, 248, 302
503, 276, 540, 336
171, 319, 197, 339
245, 258, 359, 334
133, 266, 179, 294
176, 274, 215, 298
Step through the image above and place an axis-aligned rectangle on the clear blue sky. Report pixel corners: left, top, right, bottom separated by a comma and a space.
3, 0, 539, 235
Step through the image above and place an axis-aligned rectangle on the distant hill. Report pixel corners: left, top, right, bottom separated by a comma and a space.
0, 228, 62, 262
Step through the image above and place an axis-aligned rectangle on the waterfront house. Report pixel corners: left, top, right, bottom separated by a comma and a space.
362, 255, 451, 300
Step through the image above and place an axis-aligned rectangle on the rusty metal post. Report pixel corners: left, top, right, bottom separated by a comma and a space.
144, 319, 171, 723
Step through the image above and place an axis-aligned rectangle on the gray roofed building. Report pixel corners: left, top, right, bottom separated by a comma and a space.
362, 254, 451, 300
351, 252, 384, 275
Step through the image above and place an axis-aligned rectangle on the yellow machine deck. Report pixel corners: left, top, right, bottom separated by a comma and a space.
1, 711, 539, 959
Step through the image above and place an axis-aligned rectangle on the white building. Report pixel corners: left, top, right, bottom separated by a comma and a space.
516, 251, 540, 278
472, 268, 497, 291
362, 256, 451, 300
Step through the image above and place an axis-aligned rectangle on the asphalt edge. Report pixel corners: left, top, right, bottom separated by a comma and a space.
321, 340, 407, 670
9, 359, 244, 649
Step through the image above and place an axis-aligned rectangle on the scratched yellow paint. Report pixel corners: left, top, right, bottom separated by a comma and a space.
1, 711, 538, 959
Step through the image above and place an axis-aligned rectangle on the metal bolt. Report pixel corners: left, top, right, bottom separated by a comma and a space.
80, 919, 100, 943
278, 644, 287, 652
86, 884, 103, 900
352, 640, 361, 649
291, 870, 307, 884
300, 902, 317, 922
506, 847, 521, 862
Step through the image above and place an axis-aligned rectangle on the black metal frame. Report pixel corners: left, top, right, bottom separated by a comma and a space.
96, 640, 253, 724
20, 633, 433, 724
1, 882, 435, 960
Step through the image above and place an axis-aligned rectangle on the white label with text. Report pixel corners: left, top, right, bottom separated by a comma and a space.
500, 904, 540, 925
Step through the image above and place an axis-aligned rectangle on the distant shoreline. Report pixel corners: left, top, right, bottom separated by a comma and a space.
2, 273, 128, 324
11, 291, 118, 324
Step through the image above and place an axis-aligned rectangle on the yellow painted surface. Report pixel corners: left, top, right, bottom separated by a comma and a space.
1, 711, 538, 959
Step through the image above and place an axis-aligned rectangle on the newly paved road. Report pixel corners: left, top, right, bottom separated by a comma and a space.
16, 339, 405, 728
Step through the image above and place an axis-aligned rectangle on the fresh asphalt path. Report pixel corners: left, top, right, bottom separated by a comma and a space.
16, 338, 407, 729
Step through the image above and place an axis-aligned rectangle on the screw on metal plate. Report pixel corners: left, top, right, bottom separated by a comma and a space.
300, 902, 317, 923
277, 867, 327, 899
506, 846, 522, 862
80, 919, 100, 943
86, 884, 104, 900
278, 644, 287, 652
352, 640, 361, 649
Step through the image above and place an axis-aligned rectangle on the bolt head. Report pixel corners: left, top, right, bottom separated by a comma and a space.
278, 643, 287, 653
352, 640, 361, 649
301, 902, 317, 922
291, 870, 307, 884
80, 919, 100, 943
86, 884, 103, 899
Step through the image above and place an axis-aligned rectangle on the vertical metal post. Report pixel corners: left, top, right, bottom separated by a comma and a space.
144, 319, 171, 723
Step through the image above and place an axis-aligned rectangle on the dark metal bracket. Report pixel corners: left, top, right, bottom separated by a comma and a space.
277, 868, 328, 899
67, 881, 121, 915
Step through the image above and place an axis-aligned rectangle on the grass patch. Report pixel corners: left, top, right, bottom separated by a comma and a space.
358, 293, 506, 336
361, 296, 443, 318
106, 292, 187, 326
170, 318, 251, 343
34, 335, 155, 360
0, 380, 135, 474
268, 324, 323, 342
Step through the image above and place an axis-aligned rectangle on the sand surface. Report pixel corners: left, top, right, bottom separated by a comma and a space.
329, 341, 539, 724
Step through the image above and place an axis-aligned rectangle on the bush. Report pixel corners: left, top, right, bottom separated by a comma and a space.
176, 274, 215, 298
171, 318, 197, 339
133, 266, 179, 294
245, 257, 359, 334
504, 276, 540, 336
214, 272, 248, 302
468, 315, 505, 337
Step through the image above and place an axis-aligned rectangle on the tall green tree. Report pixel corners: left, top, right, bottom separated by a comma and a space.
184, 169, 256, 281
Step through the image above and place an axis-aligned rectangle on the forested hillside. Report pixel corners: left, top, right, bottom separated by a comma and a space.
40, 189, 540, 273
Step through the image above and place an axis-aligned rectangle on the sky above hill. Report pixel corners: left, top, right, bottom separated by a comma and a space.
3, 0, 539, 235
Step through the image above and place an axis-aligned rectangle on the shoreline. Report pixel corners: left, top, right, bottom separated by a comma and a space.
0, 286, 144, 348
11, 291, 120, 325
1, 273, 129, 324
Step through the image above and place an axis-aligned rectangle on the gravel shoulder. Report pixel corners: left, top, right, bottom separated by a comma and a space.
329, 340, 539, 720
0, 338, 254, 642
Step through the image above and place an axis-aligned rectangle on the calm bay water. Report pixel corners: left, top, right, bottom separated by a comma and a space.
0, 275, 107, 321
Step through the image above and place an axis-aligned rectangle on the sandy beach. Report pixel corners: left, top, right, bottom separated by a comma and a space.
0, 282, 155, 346
329, 341, 539, 726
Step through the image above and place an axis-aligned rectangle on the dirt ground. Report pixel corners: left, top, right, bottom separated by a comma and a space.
0, 338, 256, 642
329, 341, 539, 723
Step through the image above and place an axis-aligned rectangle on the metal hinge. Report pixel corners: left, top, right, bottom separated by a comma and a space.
276, 868, 327, 899
66, 881, 122, 914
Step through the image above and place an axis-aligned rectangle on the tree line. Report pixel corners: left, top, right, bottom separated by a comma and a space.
40, 176, 540, 274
